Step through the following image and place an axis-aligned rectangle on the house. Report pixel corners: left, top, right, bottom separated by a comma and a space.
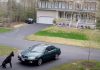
36, 0, 98, 28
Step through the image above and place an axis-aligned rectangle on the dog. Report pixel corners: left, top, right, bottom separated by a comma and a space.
0, 51, 14, 68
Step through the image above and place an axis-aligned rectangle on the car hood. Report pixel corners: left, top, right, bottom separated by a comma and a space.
21, 50, 42, 57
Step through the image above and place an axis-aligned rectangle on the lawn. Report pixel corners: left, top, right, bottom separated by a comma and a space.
35, 31, 88, 40
0, 27, 11, 33
26, 26, 100, 48
0, 45, 17, 56
51, 61, 100, 70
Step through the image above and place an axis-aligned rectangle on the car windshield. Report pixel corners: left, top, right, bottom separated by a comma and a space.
28, 45, 46, 53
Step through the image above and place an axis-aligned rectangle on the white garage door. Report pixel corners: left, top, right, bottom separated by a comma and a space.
37, 16, 54, 24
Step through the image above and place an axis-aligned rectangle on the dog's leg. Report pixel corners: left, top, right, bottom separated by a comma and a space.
9, 62, 12, 68
2, 64, 6, 68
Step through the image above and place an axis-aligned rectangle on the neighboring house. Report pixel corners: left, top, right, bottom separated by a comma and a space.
36, 0, 98, 28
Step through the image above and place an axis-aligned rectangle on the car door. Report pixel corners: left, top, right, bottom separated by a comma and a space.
48, 46, 57, 58
42, 46, 53, 61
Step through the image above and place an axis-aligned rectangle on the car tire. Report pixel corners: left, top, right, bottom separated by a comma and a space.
37, 58, 42, 66
54, 54, 59, 60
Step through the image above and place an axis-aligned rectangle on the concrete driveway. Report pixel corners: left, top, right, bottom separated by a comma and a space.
0, 23, 100, 70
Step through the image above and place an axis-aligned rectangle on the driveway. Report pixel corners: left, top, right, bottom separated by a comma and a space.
0, 23, 100, 70
0, 23, 50, 39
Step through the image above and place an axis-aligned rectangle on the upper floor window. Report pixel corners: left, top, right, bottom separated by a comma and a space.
75, 3, 81, 10
54, 2, 58, 8
65, 2, 68, 9
38, 1, 42, 8
90, 2, 96, 11
45, 1, 48, 8
83, 3, 88, 10
41, 1, 46, 8
62, 2, 66, 9
58, 2, 62, 8
69, 1, 73, 10
48, 2, 52, 8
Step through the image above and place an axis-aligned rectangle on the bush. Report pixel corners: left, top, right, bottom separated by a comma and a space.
96, 18, 100, 30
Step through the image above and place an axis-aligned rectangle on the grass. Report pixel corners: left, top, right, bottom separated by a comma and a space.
0, 45, 17, 56
0, 27, 11, 33
35, 31, 88, 40
26, 26, 100, 48
35, 26, 89, 40
50, 61, 100, 70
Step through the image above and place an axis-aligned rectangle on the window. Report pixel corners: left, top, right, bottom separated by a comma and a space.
46, 46, 56, 51
83, 3, 88, 10
48, 2, 52, 8
51, 2, 54, 8
41, 1, 46, 8
50, 46, 56, 50
46, 46, 51, 51
90, 2, 96, 11
45, 1, 48, 8
54, 2, 58, 8
66, 2, 68, 9
58, 2, 62, 8
28, 46, 46, 53
75, 3, 81, 10
62, 2, 66, 9
69, 1, 73, 10
38, 1, 42, 8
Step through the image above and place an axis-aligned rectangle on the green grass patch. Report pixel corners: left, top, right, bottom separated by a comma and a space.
51, 61, 100, 70
0, 45, 17, 56
27, 26, 100, 48
35, 28, 88, 40
0, 27, 11, 33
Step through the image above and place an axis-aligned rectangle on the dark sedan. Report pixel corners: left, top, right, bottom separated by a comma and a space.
18, 44, 61, 65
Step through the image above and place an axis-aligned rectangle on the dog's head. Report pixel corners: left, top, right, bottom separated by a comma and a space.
10, 51, 14, 57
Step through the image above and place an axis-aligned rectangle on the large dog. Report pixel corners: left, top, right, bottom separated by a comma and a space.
0, 51, 14, 68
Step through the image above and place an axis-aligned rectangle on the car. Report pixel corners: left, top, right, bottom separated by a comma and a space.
18, 44, 61, 65
25, 18, 35, 24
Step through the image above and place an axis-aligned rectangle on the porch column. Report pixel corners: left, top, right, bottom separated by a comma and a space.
56, 11, 58, 18
64, 11, 66, 18
69, 12, 73, 27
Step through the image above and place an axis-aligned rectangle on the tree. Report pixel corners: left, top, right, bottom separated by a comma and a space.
96, 0, 100, 30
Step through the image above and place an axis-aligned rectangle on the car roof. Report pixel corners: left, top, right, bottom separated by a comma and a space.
33, 43, 52, 48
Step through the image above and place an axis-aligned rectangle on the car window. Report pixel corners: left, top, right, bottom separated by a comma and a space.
28, 46, 46, 53
46, 46, 51, 51
46, 46, 56, 51
50, 46, 56, 50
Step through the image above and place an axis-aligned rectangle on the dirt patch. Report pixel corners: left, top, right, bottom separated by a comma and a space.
13, 23, 27, 28
0, 22, 26, 28
81, 61, 96, 68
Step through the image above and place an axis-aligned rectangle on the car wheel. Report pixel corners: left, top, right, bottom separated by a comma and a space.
37, 59, 42, 66
54, 54, 59, 60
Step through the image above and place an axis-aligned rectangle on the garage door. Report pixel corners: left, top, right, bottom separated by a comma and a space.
37, 16, 54, 24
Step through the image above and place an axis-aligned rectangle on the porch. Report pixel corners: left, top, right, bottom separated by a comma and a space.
56, 11, 96, 28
